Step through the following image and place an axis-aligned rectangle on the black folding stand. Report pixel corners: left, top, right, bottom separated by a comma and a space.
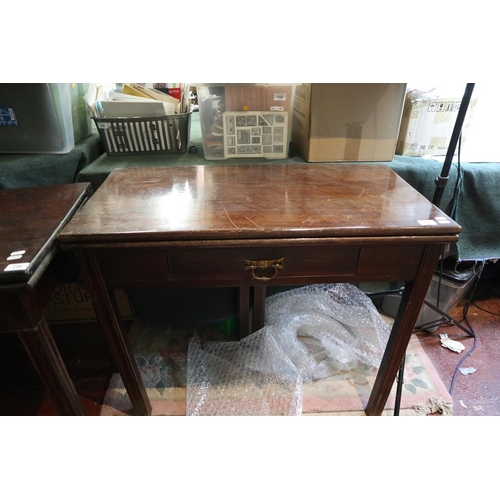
373, 83, 476, 416
432, 83, 475, 208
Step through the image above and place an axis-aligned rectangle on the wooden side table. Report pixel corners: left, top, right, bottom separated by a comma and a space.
0, 183, 92, 416
59, 164, 461, 416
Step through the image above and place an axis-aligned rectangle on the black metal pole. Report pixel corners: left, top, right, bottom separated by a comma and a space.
432, 83, 475, 208
394, 356, 405, 416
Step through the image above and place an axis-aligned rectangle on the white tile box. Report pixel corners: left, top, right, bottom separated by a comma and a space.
196, 84, 296, 160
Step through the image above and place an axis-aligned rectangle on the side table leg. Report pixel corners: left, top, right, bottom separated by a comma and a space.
238, 286, 250, 339
365, 244, 443, 416
76, 250, 152, 416
17, 317, 85, 416
252, 286, 267, 333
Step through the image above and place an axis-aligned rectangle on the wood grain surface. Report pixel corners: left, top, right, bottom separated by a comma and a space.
58, 164, 461, 244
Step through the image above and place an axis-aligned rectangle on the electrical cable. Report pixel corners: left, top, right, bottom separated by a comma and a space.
412, 133, 464, 334
426, 131, 477, 394
445, 133, 463, 220
413, 252, 450, 332
471, 301, 500, 316
440, 128, 498, 393
447, 263, 484, 395
432, 83, 474, 208
380, 84, 480, 400
420, 126, 461, 322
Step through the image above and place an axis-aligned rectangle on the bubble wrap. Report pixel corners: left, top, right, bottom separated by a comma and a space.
186, 283, 391, 415
186, 328, 302, 416
264, 284, 391, 381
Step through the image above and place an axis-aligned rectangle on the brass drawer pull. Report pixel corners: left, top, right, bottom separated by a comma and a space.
244, 257, 285, 281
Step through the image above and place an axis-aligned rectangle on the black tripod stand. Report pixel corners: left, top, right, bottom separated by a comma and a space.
372, 83, 477, 415
432, 83, 475, 208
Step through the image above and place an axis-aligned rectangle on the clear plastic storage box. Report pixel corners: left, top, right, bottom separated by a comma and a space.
379, 263, 481, 333
70, 83, 94, 142
0, 83, 76, 154
196, 83, 295, 160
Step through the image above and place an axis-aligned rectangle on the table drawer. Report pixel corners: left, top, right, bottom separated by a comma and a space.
357, 244, 426, 280
94, 242, 427, 286
167, 245, 359, 283
97, 249, 169, 284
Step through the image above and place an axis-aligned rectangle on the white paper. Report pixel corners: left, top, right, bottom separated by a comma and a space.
459, 367, 477, 375
99, 100, 175, 118
439, 334, 465, 353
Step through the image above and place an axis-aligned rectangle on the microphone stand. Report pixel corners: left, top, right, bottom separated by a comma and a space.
381, 83, 476, 415
432, 83, 475, 208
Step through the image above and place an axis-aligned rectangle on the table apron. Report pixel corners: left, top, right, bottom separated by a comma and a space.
85, 242, 431, 288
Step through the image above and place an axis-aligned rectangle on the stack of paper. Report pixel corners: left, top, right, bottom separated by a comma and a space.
96, 83, 191, 118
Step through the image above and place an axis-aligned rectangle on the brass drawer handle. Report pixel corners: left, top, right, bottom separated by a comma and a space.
244, 257, 285, 281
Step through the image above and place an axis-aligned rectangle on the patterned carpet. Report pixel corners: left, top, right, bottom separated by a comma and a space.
100, 320, 453, 416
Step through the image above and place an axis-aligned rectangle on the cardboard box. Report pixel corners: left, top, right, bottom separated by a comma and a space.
396, 91, 478, 157
292, 83, 406, 162
44, 282, 133, 323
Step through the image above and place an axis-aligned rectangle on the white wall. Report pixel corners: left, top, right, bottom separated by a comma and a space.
460, 83, 499, 162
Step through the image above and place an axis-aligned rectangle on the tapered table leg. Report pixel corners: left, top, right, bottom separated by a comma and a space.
238, 286, 250, 339
76, 250, 151, 416
17, 317, 85, 416
252, 286, 267, 333
365, 244, 444, 416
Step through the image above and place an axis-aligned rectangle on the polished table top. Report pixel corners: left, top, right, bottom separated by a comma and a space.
0, 183, 92, 286
59, 164, 461, 244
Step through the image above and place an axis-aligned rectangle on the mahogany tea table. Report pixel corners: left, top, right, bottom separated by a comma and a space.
58, 164, 461, 416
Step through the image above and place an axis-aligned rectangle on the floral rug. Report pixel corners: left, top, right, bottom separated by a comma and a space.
100, 319, 453, 416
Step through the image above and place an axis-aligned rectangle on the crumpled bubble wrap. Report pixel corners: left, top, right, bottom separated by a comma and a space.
264, 283, 391, 382
186, 283, 390, 415
186, 327, 302, 416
